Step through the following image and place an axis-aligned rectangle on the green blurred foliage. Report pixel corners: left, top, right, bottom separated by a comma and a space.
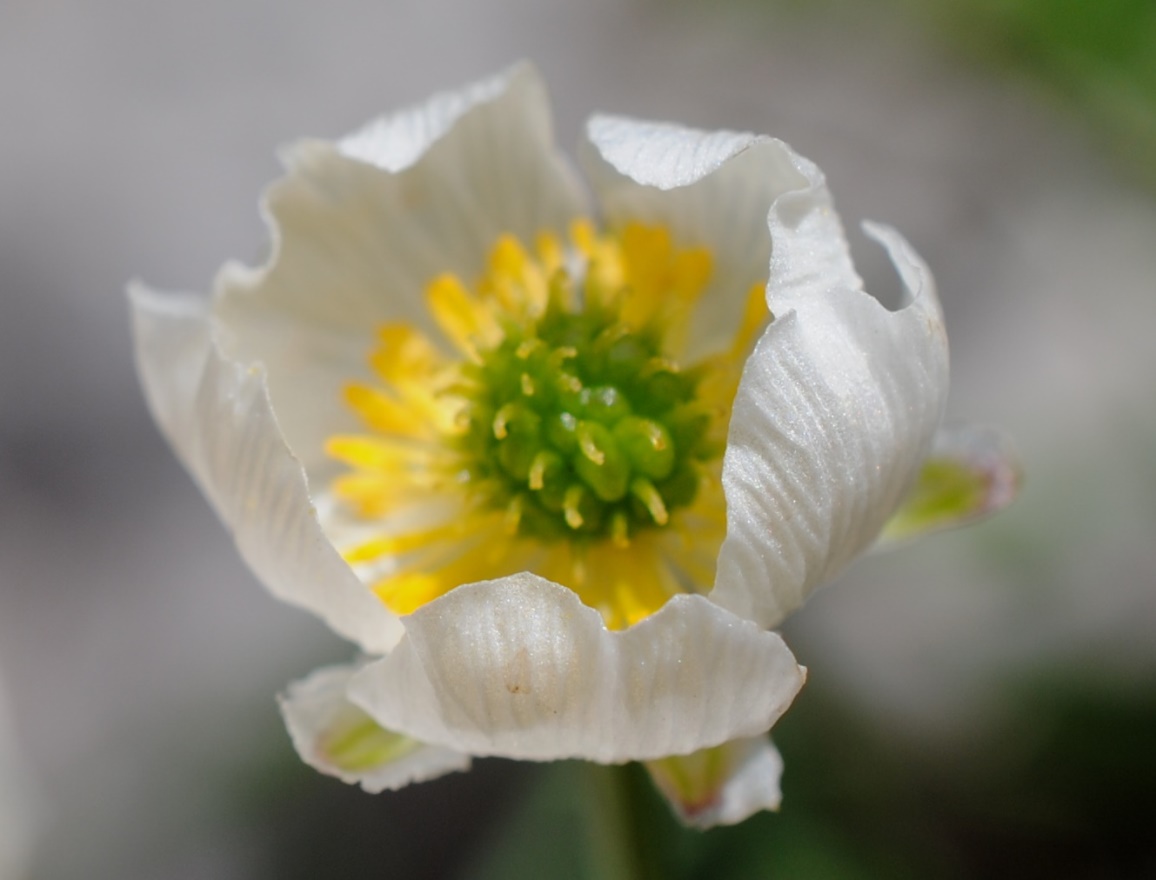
465, 671, 1156, 878
915, 0, 1156, 188
735, 0, 1156, 189
469, 684, 959, 879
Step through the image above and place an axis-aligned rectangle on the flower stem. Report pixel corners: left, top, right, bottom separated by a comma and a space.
584, 763, 662, 880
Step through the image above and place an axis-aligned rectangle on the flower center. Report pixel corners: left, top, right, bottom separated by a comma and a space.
326, 221, 768, 627
455, 271, 717, 546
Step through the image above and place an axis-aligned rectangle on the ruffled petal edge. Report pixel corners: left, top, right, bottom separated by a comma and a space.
348, 572, 805, 763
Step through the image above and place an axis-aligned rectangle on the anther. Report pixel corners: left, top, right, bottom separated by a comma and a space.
547, 346, 578, 369
515, 339, 543, 360
520, 373, 535, 396
577, 423, 606, 466
640, 356, 680, 378
528, 451, 554, 491
593, 322, 633, 351
643, 420, 666, 450
564, 485, 586, 529
492, 403, 520, 440
631, 477, 669, 526
558, 372, 583, 394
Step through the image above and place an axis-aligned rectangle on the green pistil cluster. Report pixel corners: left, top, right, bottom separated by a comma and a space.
456, 295, 718, 543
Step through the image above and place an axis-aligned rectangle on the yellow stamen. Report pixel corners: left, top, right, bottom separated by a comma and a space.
640, 357, 680, 379
631, 477, 669, 526
564, 485, 586, 529
326, 435, 434, 471
343, 385, 434, 439
577, 424, 606, 465
611, 511, 630, 549
343, 520, 467, 564
369, 323, 446, 388
528, 451, 551, 491
373, 572, 444, 616
371, 527, 533, 615
584, 537, 682, 629
493, 403, 520, 440
485, 234, 548, 316
327, 221, 763, 630
426, 273, 500, 354
516, 339, 542, 360
729, 281, 772, 358
618, 223, 713, 350
330, 472, 429, 517
504, 495, 525, 535
535, 230, 565, 275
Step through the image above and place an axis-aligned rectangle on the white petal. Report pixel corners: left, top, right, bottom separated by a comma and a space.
338, 60, 535, 174
280, 663, 469, 793
710, 223, 950, 629
214, 63, 588, 474
129, 285, 403, 654
581, 116, 858, 361
347, 573, 805, 763
644, 735, 784, 829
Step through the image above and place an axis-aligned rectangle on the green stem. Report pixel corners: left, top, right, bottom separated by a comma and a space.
583, 763, 661, 880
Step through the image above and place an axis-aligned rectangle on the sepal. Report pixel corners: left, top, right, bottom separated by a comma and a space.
644, 735, 785, 829
877, 424, 1021, 548
280, 663, 470, 792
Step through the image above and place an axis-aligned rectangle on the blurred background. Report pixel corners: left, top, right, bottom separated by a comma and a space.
2, 0, 1155, 877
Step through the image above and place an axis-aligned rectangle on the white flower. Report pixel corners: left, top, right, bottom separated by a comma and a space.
131, 63, 957, 827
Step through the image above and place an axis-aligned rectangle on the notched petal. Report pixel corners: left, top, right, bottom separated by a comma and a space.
281, 664, 469, 793
348, 573, 805, 763
644, 735, 784, 830
877, 423, 1021, 548
711, 224, 950, 629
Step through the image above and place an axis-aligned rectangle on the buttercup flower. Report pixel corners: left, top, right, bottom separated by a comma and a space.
131, 64, 1004, 828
